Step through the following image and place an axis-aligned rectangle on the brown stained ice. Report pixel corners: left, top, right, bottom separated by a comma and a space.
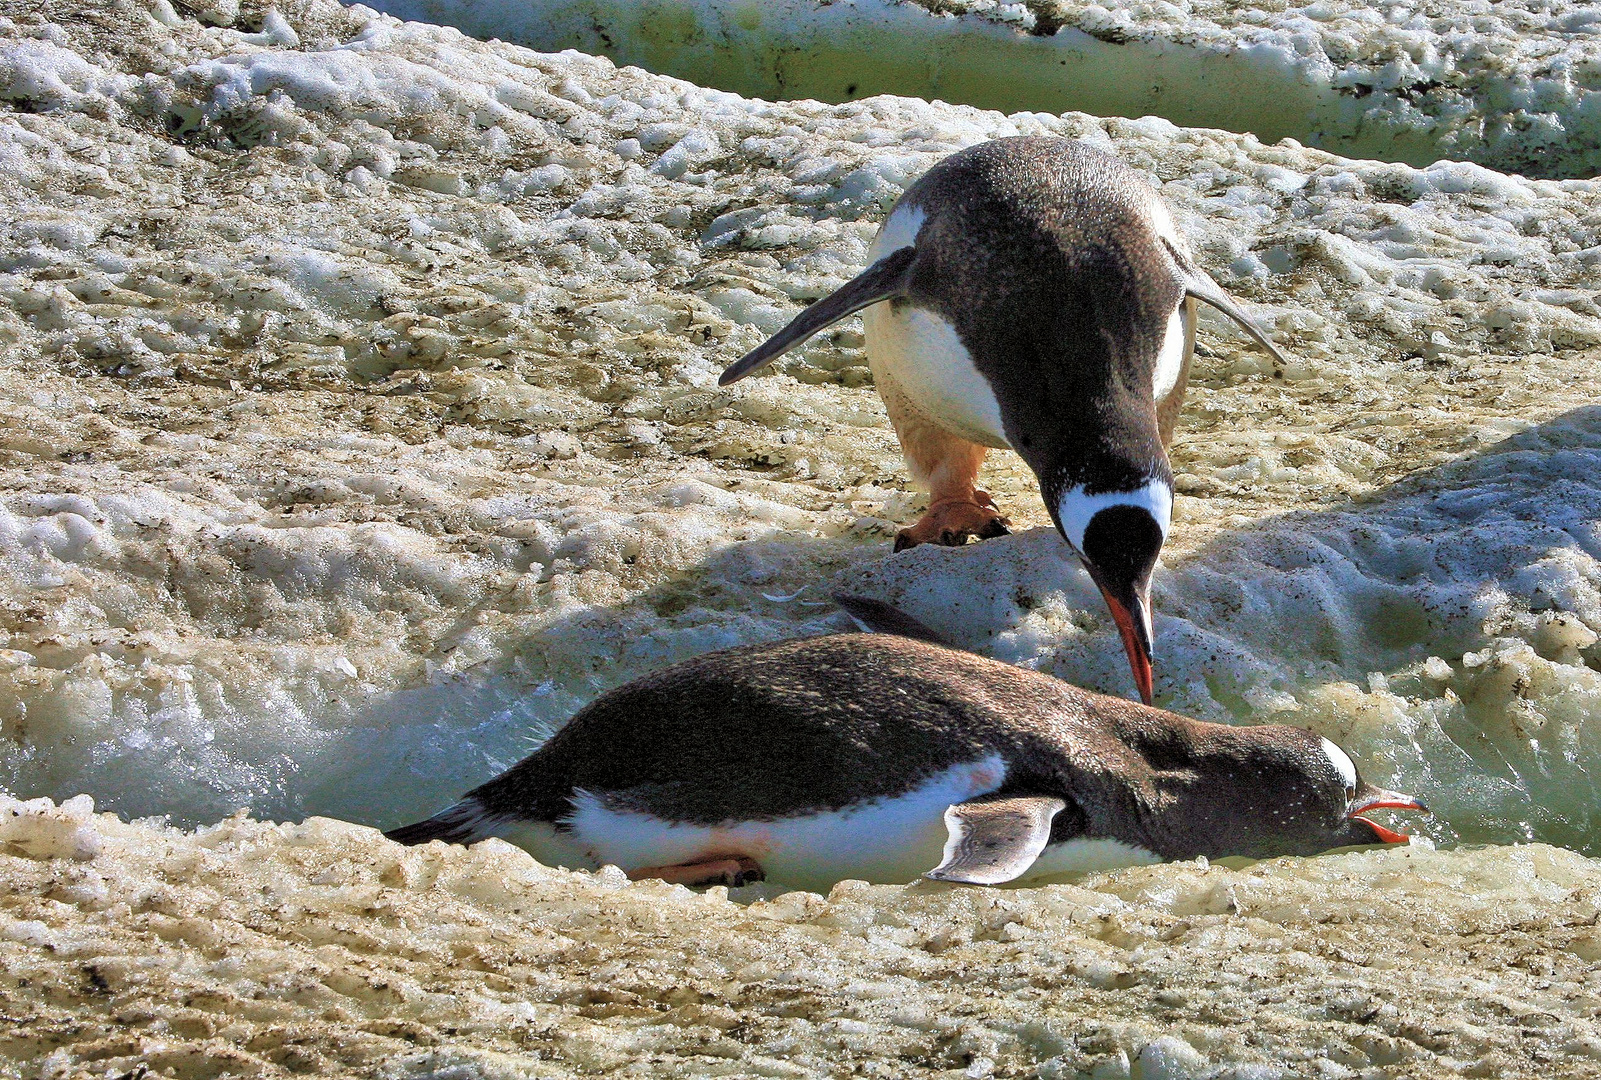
1, 1, 1601, 1074
6, 793, 1601, 1079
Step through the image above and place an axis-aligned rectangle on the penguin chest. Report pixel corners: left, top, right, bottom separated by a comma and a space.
1019, 837, 1163, 881
864, 301, 1011, 450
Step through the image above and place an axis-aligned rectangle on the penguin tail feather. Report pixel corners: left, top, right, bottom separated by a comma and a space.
1160, 238, 1289, 365
832, 594, 957, 649
384, 797, 504, 847
718, 245, 917, 386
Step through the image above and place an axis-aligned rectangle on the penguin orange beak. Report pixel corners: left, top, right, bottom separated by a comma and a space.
1347, 788, 1429, 844
1097, 585, 1154, 706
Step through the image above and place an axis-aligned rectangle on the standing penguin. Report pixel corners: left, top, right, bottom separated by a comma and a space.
719, 137, 1286, 704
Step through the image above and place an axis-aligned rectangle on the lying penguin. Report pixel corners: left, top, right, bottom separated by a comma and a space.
386, 597, 1425, 891
720, 137, 1288, 705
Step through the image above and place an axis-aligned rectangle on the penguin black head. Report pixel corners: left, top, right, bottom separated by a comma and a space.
1304, 735, 1432, 850
1154, 728, 1432, 859
1052, 477, 1171, 706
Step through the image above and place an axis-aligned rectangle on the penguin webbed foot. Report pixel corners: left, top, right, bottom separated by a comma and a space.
629, 855, 765, 888
894, 491, 1010, 552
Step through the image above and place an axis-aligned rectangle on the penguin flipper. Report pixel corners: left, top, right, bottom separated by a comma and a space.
925, 795, 1068, 885
717, 246, 917, 386
1160, 238, 1288, 365
831, 593, 955, 648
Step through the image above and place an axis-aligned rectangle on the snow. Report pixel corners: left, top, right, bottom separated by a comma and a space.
2, 0, 1597, 843
6, 791, 1601, 1078
0, 0, 1599, 1071
366, 0, 1601, 178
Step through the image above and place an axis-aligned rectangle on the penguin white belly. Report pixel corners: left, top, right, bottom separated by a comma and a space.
494, 818, 600, 872
864, 302, 1011, 450
863, 202, 1010, 450
1018, 837, 1163, 881
552, 755, 1008, 893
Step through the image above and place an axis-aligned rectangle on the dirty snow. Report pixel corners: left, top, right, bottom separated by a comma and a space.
7, 793, 1601, 1079
1, 0, 1601, 1072
369, 0, 1601, 177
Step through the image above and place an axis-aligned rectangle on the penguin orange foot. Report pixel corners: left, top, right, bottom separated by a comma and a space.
894, 491, 1010, 551
630, 856, 764, 888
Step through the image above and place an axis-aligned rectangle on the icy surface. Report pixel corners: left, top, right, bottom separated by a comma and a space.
2, 1, 1601, 1074
367, 0, 1601, 177
6, 793, 1601, 1078
2, 0, 1599, 847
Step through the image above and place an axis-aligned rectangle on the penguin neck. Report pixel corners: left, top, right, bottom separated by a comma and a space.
1008, 368, 1168, 491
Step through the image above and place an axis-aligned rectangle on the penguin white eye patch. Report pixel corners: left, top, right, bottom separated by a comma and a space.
1056, 479, 1174, 553
1321, 738, 1358, 794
